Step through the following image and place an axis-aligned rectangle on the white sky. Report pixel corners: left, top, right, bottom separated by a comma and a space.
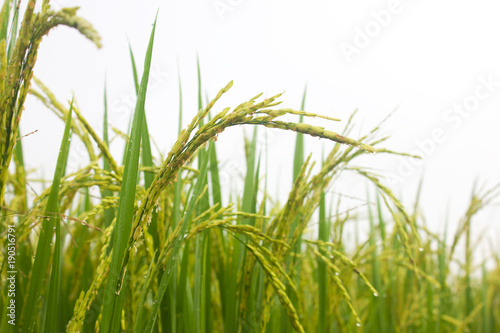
20, 0, 500, 249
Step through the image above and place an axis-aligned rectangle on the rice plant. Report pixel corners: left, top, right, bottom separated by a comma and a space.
0, 1, 499, 332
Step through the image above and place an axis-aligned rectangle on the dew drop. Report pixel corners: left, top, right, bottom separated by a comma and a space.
356, 322, 361, 327
373, 292, 378, 297
418, 247, 424, 252
335, 272, 339, 276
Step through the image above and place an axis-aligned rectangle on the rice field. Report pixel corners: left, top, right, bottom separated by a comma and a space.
0, 2, 499, 332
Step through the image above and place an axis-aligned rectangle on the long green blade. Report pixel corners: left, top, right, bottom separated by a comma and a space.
6, 2, 18, 61
102, 80, 115, 228
292, 84, 307, 181
0, 1, 10, 43
22, 102, 73, 333
128, 41, 158, 246
100, 15, 157, 333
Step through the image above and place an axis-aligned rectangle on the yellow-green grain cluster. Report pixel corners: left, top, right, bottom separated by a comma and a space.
0, 2, 499, 333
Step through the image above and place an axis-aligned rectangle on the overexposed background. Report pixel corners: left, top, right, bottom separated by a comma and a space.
21, 0, 500, 249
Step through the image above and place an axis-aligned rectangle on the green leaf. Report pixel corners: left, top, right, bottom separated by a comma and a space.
292, 84, 307, 182
128, 40, 158, 247
133, 254, 156, 332
100, 14, 157, 333
102, 80, 115, 228
0, 1, 10, 44
6, 2, 18, 61
22, 102, 73, 333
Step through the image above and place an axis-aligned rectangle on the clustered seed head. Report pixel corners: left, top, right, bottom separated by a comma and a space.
0, 2, 101, 208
